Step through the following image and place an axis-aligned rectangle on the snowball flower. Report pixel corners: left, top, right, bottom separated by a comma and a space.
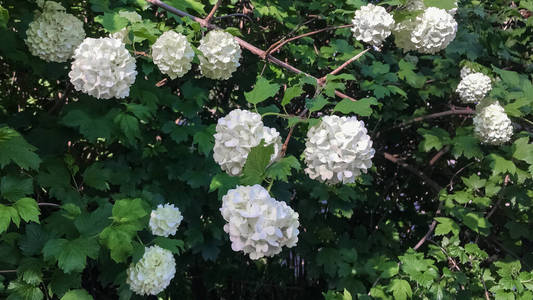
304, 115, 375, 185
456, 72, 492, 103
198, 30, 242, 80
152, 31, 195, 79
351, 4, 395, 47
25, 1, 85, 62
460, 66, 474, 79
149, 204, 184, 237
394, 7, 457, 54
473, 101, 513, 145
220, 185, 300, 260
213, 109, 282, 176
126, 246, 176, 296
69, 37, 137, 99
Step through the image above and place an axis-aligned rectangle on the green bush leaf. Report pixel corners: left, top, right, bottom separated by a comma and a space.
43, 237, 100, 274
14, 198, 40, 223
244, 78, 281, 105
240, 141, 275, 185
333, 97, 378, 116
0, 127, 41, 170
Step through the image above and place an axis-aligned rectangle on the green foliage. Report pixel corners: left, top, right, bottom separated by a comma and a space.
0, 0, 532, 299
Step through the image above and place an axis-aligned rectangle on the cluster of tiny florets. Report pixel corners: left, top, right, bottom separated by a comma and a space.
473, 101, 513, 145
126, 246, 176, 296
394, 7, 457, 54
304, 116, 375, 185
198, 30, 242, 80
351, 4, 395, 47
152, 31, 195, 79
220, 185, 300, 260
213, 109, 282, 176
456, 72, 492, 104
460, 66, 474, 79
69, 37, 137, 99
149, 204, 184, 237
25, 1, 85, 62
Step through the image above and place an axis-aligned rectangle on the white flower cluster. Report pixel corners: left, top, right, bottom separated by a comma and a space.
152, 31, 195, 79
304, 116, 375, 185
25, 1, 85, 63
394, 7, 457, 54
473, 101, 513, 145
69, 37, 137, 99
220, 185, 300, 260
351, 4, 395, 47
198, 30, 242, 80
213, 109, 282, 176
126, 246, 176, 296
456, 72, 492, 104
149, 203, 184, 237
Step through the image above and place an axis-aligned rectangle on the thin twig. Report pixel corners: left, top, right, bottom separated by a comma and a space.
486, 175, 510, 219
38, 202, 60, 208
429, 145, 450, 166
215, 13, 253, 23
203, 0, 223, 25
265, 24, 353, 58
280, 108, 308, 158
0, 270, 17, 273
481, 270, 491, 300
394, 107, 475, 129
323, 48, 370, 78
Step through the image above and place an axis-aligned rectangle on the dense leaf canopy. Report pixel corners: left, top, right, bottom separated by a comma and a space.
0, 0, 532, 299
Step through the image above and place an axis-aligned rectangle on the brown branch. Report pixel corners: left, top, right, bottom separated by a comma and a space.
396, 106, 475, 129
38, 202, 60, 208
146, 0, 357, 102
324, 48, 370, 78
215, 13, 253, 23
0, 270, 17, 273
280, 108, 308, 158
486, 175, 510, 219
203, 0, 223, 25
265, 24, 353, 58
429, 145, 450, 166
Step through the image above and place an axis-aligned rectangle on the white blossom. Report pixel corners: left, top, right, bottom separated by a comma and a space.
213, 109, 282, 176
473, 100, 513, 145
304, 115, 375, 185
198, 30, 242, 80
25, 1, 85, 62
126, 246, 176, 296
456, 72, 492, 104
394, 7, 457, 54
149, 204, 184, 237
220, 185, 300, 260
69, 37, 137, 99
351, 4, 395, 47
152, 31, 195, 79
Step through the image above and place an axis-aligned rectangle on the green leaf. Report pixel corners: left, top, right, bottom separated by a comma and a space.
462, 174, 487, 190
0, 175, 33, 202
265, 156, 301, 182
282, 85, 304, 106
42, 237, 100, 273
423, 0, 456, 9
0, 127, 41, 170
94, 12, 129, 33
99, 199, 149, 262
61, 289, 93, 300
209, 172, 239, 199
306, 95, 330, 113
167, 0, 205, 15
7, 280, 43, 300
153, 237, 185, 254
240, 141, 275, 185
0, 204, 19, 233
114, 113, 141, 143
0, 5, 9, 29
512, 137, 533, 165
417, 128, 451, 152
244, 78, 281, 105
14, 198, 40, 223
333, 97, 378, 117
486, 154, 517, 176
462, 212, 492, 236
193, 125, 215, 156
434, 217, 460, 236
452, 135, 483, 159
389, 279, 412, 300
398, 59, 426, 88
83, 163, 111, 191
